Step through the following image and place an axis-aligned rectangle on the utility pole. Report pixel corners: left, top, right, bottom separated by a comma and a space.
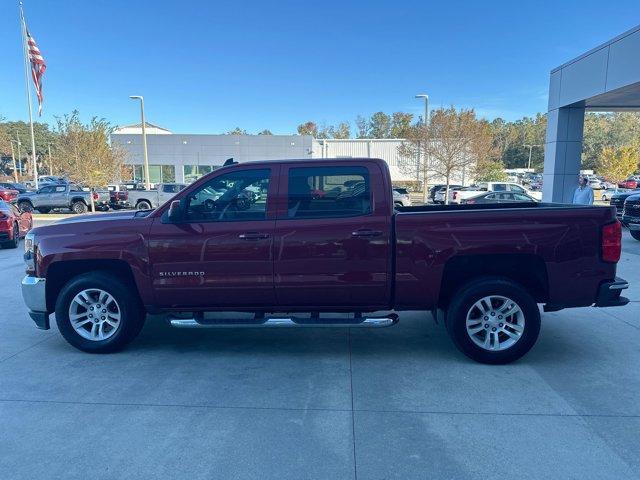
10, 143, 19, 182
47, 143, 53, 175
129, 96, 151, 190
415, 93, 430, 202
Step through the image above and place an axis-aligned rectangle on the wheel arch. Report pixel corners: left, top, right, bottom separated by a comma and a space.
70, 197, 88, 205
46, 259, 142, 312
439, 254, 549, 308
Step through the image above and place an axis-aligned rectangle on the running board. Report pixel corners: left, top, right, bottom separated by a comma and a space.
169, 314, 398, 329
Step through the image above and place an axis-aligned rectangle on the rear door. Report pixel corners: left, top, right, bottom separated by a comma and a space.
274, 162, 392, 309
51, 185, 70, 207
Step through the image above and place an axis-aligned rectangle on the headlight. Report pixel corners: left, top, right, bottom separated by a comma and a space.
24, 232, 35, 253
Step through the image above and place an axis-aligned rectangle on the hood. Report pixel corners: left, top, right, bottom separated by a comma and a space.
612, 190, 640, 200
53, 210, 148, 225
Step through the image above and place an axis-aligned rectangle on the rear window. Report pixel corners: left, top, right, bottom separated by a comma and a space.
287, 166, 371, 219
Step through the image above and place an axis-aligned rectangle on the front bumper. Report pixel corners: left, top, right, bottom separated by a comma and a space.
594, 277, 630, 308
21, 276, 50, 329
621, 214, 640, 230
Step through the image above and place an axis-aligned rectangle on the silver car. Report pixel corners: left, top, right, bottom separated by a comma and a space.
393, 188, 412, 207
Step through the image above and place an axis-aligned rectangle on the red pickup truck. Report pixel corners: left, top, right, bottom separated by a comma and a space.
21, 158, 629, 364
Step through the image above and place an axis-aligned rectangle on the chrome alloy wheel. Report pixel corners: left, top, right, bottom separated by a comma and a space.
68, 289, 121, 341
465, 295, 525, 351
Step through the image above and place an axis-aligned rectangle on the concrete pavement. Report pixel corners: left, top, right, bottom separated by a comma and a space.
0, 222, 639, 479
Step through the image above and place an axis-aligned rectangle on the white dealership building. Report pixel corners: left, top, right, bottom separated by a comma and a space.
111, 125, 471, 187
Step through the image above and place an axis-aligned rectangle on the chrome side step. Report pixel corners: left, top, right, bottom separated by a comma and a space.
169, 314, 398, 329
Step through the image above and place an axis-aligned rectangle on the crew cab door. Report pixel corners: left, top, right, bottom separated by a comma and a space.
147, 166, 277, 309
52, 184, 71, 207
274, 162, 392, 309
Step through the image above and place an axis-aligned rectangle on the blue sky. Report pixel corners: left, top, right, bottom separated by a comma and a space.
0, 0, 638, 134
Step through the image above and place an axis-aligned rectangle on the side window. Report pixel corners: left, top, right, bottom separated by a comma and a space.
162, 184, 179, 193
69, 184, 82, 192
493, 183, 507, 192
287, 166, 371, 219
39, 186, 53, 194
55, 186, 67, 193
185, 169, 270, 222
514, 193, 532, 201
484, 193, 496, 199
509, 184, 525, 193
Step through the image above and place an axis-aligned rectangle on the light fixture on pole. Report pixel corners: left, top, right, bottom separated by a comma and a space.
415, 94, 429, 125
129, 95, 151, 190
523, 144, 542, 170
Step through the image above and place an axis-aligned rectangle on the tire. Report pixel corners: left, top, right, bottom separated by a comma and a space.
55, 272, 146, 353
1, 223, 19, 249
71, 201, 88, 214
18, 201, 33, 213
445, 276, 541, 364
37, 207, 51, 214
631, 230, 640, 241
137, 200, 152, 210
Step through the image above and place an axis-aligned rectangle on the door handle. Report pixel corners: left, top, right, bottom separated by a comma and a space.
351, 229, 383, 238
238, 232, 270, 240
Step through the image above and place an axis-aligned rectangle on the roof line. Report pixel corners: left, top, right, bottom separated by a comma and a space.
551, 24, 640, 73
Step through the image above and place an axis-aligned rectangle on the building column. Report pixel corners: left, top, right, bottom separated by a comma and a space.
175, 164, 185, 183
542, 106, 585, 203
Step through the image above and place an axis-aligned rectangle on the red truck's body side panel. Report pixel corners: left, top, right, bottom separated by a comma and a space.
394, 206, 617, 309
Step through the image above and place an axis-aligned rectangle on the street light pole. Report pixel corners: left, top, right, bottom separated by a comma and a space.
10, 142, 18, 183
523, 144, 542, 170
47, 143, 53, 175
130, 95, 151, 190
415, 94, 430, 202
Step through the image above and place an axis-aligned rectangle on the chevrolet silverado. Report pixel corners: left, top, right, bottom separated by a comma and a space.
21, 158, 629, 364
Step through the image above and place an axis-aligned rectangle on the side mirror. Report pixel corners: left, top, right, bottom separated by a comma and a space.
167, 200, 183, 222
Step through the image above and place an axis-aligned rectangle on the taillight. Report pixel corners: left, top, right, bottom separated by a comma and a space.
453, 192, 458, 200
122, 191, 128, 200
92, 192, 99, 201
601, 221, 621, 263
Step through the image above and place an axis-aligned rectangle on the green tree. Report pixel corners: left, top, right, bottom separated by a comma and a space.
330, 122, 351, 139
369, 111, 391, 138
257, 129, 273, 135
597, 146, 639, 183
474, 159, 508, 182
355, 115, 369, 138
390, 112, 414, 138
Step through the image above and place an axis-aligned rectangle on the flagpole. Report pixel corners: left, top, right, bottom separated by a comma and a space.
19, 2, 39, 189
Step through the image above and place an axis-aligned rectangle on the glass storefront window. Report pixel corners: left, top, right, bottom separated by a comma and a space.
183, 165, 220, 183
129, 164, 176, 184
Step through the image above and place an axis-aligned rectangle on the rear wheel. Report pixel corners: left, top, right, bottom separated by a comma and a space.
631, 230, 640, 241
2, 223, 19, 249
55, 272, 146, 353
445, 277, 541, 364
37, 207, 51, 214
137, 200, 152, 210
71, 201, 88, 214
18, 201, 33, 213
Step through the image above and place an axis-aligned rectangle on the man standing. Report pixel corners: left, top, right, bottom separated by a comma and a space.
573, 176, 594, 205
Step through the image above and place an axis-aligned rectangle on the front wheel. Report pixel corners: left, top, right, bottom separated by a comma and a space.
137, 200, 152, 210
18, 201, 33, 213
445, 277, 541, 364
631, 230, 640, 241
55, 272, 146, 353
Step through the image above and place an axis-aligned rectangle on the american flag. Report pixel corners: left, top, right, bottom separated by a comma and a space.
26, 29, 46, 116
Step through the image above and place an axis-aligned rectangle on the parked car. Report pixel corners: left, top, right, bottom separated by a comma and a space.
126, 183, 187, 210
0, 182, 28, 194
393, 188, 412, 207
0, 199, 32, 248
433, 185, 463, 204
449, 182, 543, 204
588, 178, 604, 190
618, 176, 640, 189
461, 191, 538, 204
0, 186, 19, 203
21, 158, 628, 365
16, 183, 108, 214
610, 189, 640, 218
621, 193, 640, 241
601, 188, 627, 202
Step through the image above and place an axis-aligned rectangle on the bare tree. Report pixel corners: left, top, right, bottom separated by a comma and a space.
398, 107, 496, 203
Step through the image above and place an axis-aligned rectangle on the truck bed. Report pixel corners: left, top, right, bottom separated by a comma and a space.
392, 202, 619, 310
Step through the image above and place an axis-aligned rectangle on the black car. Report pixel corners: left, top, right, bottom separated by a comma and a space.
610, 189, 640, 218
0, 182, 28, 194
462, 191, 538, 204
621, 193, 640, 241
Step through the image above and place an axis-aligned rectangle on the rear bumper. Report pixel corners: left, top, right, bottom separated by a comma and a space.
594, 277, 629, 308
21, 276, 50, 329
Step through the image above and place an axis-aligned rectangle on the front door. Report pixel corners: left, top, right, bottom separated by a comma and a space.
274, 163, 392, 309
147, 166, 277, 309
